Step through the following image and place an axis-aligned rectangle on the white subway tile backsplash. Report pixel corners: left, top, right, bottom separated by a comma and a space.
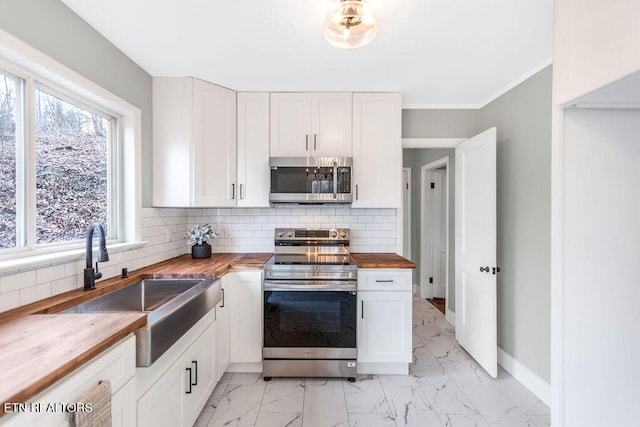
0, 205, 397, 313
1, 271, 37, 293
20, 283, 52, 305
36, 265, 66, 284
188, 205, 397, 254
0, 291, 19, 312
52, 277, 76, 295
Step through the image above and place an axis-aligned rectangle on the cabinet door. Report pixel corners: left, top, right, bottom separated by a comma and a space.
270, 93, 312, 157
352, 93, 402, 208
137, 360, 185, 427
182, 323, 217, 427
237, 92, 270, 207
357, 291, 412, 363
216, 292, 231, 382
224, 270, 263, 363
311, 93, 352, 156
152, 77, 192, 207
192, 78, 237, 207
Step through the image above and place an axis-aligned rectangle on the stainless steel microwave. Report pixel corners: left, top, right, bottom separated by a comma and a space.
269, 157, 353, 204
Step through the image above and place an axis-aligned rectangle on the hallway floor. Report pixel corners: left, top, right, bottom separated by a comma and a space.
195, 297, 550, 426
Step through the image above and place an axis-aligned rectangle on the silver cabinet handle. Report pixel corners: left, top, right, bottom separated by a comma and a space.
306, 134, 309, 151
231, 183, 235, 200
314, 134, 317, 150
239, 184, 244, 200
375, 279, 394, 283
355, 184, 359, 200
361, 300, 364, 319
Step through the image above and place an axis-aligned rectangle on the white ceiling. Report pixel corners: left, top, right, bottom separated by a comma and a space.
60, 0, 553, 108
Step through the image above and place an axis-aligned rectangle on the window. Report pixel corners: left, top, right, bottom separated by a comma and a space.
0, 67, 118, 254
0, 70, 22, 250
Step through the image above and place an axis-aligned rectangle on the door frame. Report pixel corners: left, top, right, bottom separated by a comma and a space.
420, 156, 450, 318
402, 138, 467, 328
402, 167, 412, 261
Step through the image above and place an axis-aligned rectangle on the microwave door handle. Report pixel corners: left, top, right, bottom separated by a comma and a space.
333, 161, 338, 199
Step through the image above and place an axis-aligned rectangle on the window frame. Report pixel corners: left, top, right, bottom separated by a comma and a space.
0, 29, 142, 269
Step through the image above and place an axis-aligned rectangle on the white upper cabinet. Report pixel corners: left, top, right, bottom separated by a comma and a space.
554, 0, 640, 105
352, 93, 402, 208
153, 77, 237, 207
270, 93, 352, 157
237, 92, 270, 207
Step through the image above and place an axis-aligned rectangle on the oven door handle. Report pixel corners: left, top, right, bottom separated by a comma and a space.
264, 281, 356, 292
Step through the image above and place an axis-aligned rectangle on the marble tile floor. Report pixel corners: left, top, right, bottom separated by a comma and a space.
195, 296, 550, 427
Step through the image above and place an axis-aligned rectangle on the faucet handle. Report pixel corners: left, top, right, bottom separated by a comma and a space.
95, 262, 103, 281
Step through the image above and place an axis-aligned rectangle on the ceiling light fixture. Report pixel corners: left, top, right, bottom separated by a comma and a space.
324, 0, 377, 49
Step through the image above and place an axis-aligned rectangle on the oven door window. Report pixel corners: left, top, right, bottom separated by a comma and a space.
264, 291, 356, 348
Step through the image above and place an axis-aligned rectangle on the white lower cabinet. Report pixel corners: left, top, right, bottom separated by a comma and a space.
137, 359, 185, 427
223, 270, 263, 369
136, 304, 218, 427
357, 269, 412, 371
0, 335, 136, 427
182, 323, 217, 426
215, 291, 230, 382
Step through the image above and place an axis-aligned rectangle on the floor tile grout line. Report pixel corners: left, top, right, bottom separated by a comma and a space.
341, 378, 352, 427
253, 373, 269, 426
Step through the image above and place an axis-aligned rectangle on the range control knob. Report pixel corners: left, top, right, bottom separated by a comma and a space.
287, 230, 295, 238
276, 230, 285, 238
329, 230, 338, 238
339, 230, 347, 238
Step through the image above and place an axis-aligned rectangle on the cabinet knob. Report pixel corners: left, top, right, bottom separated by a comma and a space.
479, 266, 490, 273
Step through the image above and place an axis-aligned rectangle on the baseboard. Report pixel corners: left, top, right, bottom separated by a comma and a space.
226, 362, 263, 373
357, 362, 409, 375
445, 309, 455, 326
497, 347, 551, 406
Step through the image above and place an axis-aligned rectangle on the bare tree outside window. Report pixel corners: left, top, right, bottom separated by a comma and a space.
35, 89, 110, 244
0, 72, 17, 249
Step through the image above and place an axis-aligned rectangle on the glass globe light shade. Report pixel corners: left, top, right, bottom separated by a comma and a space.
324, 0, 377, 49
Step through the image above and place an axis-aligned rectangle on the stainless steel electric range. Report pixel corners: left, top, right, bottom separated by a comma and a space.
263, 228, 357, 382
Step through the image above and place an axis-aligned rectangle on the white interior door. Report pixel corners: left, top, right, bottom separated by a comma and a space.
455, 127, 497, 378
432, 169, 447, 298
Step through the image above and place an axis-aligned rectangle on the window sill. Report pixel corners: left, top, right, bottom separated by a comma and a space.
0, 241, 148, 277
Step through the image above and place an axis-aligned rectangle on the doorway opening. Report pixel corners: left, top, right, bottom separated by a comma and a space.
420, 156, 449, 317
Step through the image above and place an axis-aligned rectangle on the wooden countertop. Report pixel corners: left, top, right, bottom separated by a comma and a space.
351, 253, 416, 269
0, 253, 273, 322
0, 251, 411, 411
0, 253, 271, 413
0, 313, 146, 416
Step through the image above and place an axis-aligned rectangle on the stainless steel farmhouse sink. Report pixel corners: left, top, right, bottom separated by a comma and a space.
63, 277, 221, 366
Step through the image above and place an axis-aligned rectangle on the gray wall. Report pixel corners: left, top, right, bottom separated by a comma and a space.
0, 0, 154, 207
403, 109, 479, 138
478, 66, 552, 382
403, 149, 456, 309
401, 67, 552, 382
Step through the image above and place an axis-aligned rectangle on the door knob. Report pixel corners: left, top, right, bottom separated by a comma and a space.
479, 266, 490, 273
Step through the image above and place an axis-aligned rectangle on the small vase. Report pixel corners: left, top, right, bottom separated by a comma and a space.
191, 242, 212, 259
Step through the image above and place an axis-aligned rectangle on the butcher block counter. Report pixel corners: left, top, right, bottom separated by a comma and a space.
0, 251, 411, 413
351, 253, 416, 269
0, 313, 146, 415
0, 252, 272, 415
